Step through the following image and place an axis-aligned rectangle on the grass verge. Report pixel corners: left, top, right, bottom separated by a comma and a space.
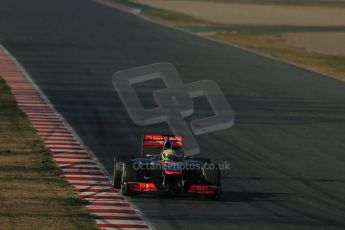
208, 31, 345, 81
0, 78, 98, 230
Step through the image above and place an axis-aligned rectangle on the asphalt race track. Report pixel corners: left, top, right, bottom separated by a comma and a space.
1, 0, 345, 229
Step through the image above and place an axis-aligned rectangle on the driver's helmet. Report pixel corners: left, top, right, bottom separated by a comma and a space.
161, 148, 176, 162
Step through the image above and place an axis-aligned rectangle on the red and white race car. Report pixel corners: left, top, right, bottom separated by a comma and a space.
113, 134, 221, 199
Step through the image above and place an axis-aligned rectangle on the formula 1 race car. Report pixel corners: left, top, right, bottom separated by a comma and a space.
112, 134, 221, 199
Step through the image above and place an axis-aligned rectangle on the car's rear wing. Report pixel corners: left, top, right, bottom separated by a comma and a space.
142, 134, 183, 149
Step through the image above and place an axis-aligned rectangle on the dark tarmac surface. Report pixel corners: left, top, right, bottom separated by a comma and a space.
0, 0, 345, 229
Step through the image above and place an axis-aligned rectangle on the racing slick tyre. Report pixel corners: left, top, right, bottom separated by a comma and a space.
120, 161, 139, 196
112, 156, 123, 189
203, 164, 221, 200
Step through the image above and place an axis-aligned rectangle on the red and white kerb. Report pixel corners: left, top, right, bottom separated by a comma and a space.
0, 46, 150, 230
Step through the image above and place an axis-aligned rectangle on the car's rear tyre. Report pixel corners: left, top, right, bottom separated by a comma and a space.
185, 156, 211, 164
120, 161, 139, 196
112, 156, 123, 189
194, 157, 211, 164
203, 164, 220, 185
203, 164, 221, 200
